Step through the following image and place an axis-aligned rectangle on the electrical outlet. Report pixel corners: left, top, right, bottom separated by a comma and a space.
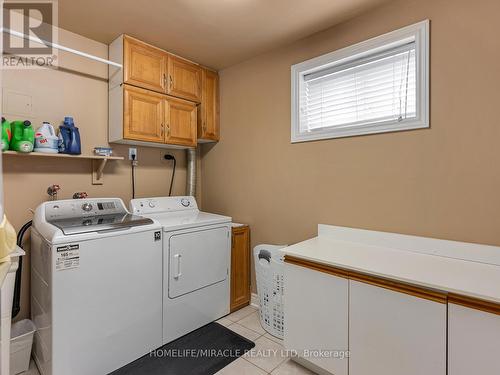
128, 148, 137, 161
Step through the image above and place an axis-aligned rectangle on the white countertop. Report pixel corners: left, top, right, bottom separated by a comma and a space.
284, 228, 500, 304
232, 222, 247, 228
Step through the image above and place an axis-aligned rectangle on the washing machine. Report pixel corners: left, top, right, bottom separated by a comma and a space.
130, 196, 231, 344
31, 198, 163, 375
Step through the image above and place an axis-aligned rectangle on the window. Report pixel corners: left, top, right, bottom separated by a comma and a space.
291, 20, 429, 143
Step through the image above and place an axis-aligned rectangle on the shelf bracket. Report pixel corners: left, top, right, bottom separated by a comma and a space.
92, 159, 108, 185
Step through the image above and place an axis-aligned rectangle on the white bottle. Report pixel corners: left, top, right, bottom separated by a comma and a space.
34, 122, 59, 153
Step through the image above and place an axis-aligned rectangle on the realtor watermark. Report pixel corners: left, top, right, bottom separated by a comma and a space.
2, 0, 58, 68
150, 348, 350, 360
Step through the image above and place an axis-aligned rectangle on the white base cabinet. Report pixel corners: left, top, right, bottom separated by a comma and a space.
284, 258, 499, 375
349, 280, 447, 375
284, 264, 349, 375
448, 303, 500, 375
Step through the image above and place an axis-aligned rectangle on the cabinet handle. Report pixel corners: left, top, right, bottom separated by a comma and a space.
160, 123, 164, 136
163, 73, 167, 89
169, 75, 173, 89
166, 123, 170, 136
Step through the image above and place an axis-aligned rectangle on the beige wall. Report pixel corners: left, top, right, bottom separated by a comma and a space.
2, 29, 195, 320
201, 0, 500, 291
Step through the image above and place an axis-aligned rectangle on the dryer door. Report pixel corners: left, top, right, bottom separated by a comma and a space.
168, 226, 229, 298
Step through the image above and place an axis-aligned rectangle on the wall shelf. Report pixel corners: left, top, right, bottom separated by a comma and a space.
2, 151, 124, 185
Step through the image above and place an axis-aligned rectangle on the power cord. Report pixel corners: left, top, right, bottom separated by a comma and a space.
164, 154, 176, 196
131, 154, 137, 199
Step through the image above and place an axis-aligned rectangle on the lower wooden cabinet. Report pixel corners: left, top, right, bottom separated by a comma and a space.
230, 225, 251, 312
117, 84, 197, 147
164, 96, 197, 147
123, 85, 165, 143
349, 280, 447, 375
448, 303, 500, 375
284, 263, 349, 375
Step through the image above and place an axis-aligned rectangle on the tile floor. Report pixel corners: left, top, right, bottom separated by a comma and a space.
216, 305, 315, 374
23, 305, 315, 375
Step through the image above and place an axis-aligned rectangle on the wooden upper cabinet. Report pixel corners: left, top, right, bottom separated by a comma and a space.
123, 36, 167, 93
167, 55, 202, 103
231, 225, 251, 312
109, 35, 218, 148
123, 85, 165, 143
198, 68, 220, 142
165, 96, 197, 147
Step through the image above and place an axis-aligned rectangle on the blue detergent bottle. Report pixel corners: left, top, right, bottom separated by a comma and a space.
58, 116, 81, 155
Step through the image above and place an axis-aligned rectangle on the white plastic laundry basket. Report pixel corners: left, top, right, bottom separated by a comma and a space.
253, 244, 287, 339
10, 319, 36, 375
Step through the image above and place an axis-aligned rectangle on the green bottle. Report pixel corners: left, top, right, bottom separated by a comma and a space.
10, 120, 35, 152
1, 117, 11, 151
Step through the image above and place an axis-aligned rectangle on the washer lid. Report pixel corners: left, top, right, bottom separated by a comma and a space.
49, 213, 154, 235
145, 211, 231, 232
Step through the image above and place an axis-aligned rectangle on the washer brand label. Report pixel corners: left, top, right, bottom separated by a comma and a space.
56, 244, 79, 252
55, 244, 80, 271
154, 231, 161, 241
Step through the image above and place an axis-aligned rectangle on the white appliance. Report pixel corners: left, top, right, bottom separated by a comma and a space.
130, 196, 231, 344
31, 198, 163, 375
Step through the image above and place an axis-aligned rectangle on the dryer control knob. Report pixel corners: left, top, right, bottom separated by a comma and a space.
181, 198, 190, 207
148, 201, 156, 208
82, 203, 93, 212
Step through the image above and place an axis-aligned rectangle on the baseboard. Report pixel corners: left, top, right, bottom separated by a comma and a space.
251, 293, 259, 308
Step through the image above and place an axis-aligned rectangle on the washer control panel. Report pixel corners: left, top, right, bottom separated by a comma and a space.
81, 202, 93, 212
45, 198, 126, 221
130, 196, 198, 214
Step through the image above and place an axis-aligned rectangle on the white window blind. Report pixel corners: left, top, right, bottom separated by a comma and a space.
300, 44, 416, 132
291, 21, 429, 142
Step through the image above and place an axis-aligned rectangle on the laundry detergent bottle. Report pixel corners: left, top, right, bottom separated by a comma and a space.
1, 117, 12, 151
10, 120, 34, 152
34, 122, 59, 153
58, 116, 81, 155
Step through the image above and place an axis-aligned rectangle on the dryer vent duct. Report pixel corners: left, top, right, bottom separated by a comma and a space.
186, 147, 196, 197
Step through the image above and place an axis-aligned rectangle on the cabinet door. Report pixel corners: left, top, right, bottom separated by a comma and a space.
349, 280, 446, 375
123, 36, 167, 93
284, 263, 349, 375
123, 85, 165, 143
230, 226, 250, 312
167, 55, 202, 103
164, 96, 197, 147
448, 303, 500, 375
198, 69, 220, 141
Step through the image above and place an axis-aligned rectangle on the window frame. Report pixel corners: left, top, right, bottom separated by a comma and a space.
291, 20, 429, 143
